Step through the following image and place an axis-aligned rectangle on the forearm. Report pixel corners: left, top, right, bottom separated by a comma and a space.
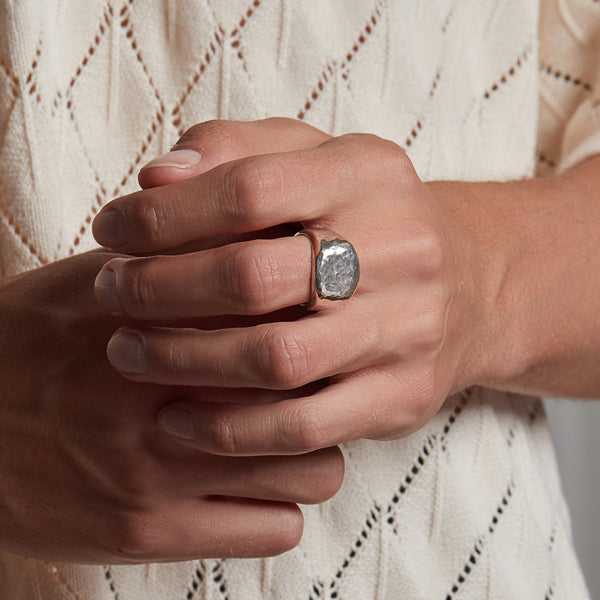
430, 156, 600, 398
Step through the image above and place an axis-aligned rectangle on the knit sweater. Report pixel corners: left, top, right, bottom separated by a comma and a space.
0, 1, 598, 598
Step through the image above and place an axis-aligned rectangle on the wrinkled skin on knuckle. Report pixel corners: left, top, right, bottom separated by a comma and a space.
204, 410, 238, 455
404, 370, 444, 433
118, 259, 156, 319
259, 329, 312, 390
247, 251, 284, 313
162, 334, 189, 380
227, 244, 278, 313
125, 193, 163, 247
228, 158, 284, 228
284, 402, 330, 453
371, 368, 438, 440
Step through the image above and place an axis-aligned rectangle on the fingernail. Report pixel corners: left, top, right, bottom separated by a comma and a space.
141, 149, 201, 171
93, 209, 128, 248
94, 259, 126, 315
159, 407, 195, 439
107, 330, 146, 374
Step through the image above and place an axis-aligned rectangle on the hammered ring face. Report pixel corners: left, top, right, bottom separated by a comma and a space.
295, 230, 360, 309
314, 238, 360, 301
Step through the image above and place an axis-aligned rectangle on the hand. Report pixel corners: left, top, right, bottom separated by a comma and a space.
92, 119, 485, 456
0, 250, 343, 563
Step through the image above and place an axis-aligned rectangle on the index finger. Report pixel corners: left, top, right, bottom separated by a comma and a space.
92, 134, 386, 253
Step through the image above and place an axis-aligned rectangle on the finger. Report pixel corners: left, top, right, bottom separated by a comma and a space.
156, 368, 435, 457
147, 445, 344, 505
138, 117, 330, 188
105, 300, 388, 388
103, 497, 303, 563
173, 379, 328, 405
92, 133, 400, 252
94, 236, 311, 320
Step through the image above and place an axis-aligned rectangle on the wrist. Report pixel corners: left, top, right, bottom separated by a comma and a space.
429, 158, 600, 397
426, 178, 538, 393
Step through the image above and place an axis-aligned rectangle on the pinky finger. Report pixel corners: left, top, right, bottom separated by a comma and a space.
156, 366, 436, 456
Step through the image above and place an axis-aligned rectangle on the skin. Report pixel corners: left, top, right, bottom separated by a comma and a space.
2, 117, 598, 564
90, 118, 600, 462
0, 249, 344, 563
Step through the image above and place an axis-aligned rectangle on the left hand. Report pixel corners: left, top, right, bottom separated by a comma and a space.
92, 118, 484, 456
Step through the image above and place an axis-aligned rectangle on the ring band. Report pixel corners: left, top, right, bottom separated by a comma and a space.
295, 229, 360, 309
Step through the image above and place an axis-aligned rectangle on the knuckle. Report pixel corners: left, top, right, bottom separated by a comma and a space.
288, 403, 329, 453
336, 131, 380, 150
176, 119, 242, 151
379, 136, 413, 172
259, 329, 311, 389
204, 410, 238, 455
406, 371, 438, 425
227, 158, 284, 226
227, 245, 279, 312
118, 259, 156, 318
381, 136, 410, 163
331, 133, 411, 190
414, 295, 449, 353
106, 511, 159, 560
125, 193, 162, 246
371, 369, 437, 439
140, 332, 187, 379
335, 132, 395, 161
413, 226, 445, 277
162, 335, 188, 378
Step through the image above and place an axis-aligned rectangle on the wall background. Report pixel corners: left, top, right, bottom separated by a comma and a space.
545, 399, 600, 600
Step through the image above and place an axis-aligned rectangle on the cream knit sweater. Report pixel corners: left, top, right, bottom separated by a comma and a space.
0, 1, 598, 598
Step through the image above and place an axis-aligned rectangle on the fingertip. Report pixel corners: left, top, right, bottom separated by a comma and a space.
94, 259, 127, 315
326, 445, 346, 497
272, 502, 304, 554
93, 208, 129, 249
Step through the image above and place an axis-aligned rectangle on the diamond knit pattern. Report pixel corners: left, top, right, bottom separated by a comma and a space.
0, 1, 598, 598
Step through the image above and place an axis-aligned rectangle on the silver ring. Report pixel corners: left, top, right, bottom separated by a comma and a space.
295, 229, 360, 309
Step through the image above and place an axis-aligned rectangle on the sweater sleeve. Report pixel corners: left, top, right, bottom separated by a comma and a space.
536, 0, 600, 174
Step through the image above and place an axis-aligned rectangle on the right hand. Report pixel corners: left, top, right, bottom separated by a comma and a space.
0, 250, 344, 564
